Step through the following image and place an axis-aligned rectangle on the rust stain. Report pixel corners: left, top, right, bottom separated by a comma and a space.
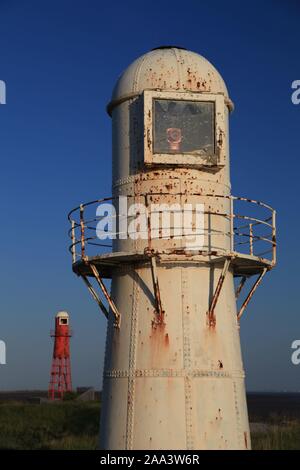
149, 321, 169, 368
244, 431, 248, 449
207, 311, 216, 329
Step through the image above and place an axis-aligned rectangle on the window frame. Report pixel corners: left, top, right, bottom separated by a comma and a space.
143, 90, 226, 168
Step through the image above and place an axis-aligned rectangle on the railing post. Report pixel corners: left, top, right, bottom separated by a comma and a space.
80, 204, 85, 259
71, 220, 76, 264
249, 223, 253, 256
272, 210, 276, 265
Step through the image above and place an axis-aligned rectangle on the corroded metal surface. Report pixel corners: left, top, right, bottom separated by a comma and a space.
107, 47, 233, 115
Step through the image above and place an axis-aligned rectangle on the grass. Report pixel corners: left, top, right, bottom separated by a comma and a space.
0, 401, 100, 450
251, 420, 300, 450
0, 401, 299, 449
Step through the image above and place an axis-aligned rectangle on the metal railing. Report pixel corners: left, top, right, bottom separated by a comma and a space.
68, 193, 276, 266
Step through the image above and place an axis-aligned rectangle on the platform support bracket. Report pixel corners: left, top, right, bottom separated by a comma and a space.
237, 268, 268, 321
145, 249, 164, 325
207, 258, 231, 327
235, 276, 247, 300
81, 274, 109, 319
86, 263, 121, 328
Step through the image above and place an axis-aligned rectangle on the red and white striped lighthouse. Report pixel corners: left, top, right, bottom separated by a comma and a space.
48, 311, 72, 400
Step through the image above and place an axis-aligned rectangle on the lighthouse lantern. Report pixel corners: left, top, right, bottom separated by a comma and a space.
144, 90, 226, 167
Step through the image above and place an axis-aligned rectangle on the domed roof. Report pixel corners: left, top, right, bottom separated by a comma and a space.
108, 47, 232, 114
56, 311, 69, 318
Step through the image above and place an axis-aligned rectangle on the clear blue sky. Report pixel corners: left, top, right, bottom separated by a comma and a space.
0, 0, 299, 391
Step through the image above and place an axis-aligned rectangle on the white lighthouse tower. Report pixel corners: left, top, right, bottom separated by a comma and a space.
68, 46, 276, 450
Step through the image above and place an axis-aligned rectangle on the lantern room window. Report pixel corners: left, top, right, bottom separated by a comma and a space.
143, 90, 226, 168
153, 99, 215, 155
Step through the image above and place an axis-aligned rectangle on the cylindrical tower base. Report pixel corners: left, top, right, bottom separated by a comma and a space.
100, 262, 250, 450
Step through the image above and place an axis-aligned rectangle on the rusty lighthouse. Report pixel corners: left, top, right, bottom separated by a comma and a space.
48, 311, 72, 400
68, 47, 276, 449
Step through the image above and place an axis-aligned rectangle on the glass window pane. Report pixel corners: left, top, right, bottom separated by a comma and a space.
153, 99, 215, 155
